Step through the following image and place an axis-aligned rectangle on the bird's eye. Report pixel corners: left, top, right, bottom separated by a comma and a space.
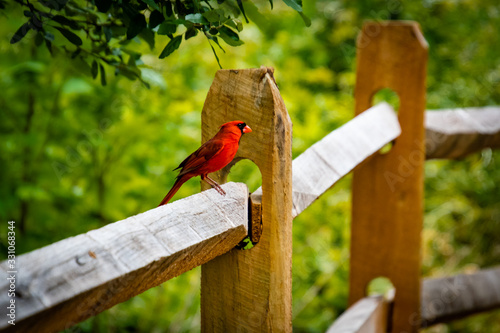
237, 122, 246, 129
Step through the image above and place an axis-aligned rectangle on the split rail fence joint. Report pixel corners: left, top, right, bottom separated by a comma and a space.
236, 194, 263, 249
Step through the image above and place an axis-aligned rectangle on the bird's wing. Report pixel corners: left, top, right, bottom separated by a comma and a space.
176, 139, 225, 176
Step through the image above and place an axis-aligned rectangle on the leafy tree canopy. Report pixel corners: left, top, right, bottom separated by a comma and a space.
5, 0, 310, 86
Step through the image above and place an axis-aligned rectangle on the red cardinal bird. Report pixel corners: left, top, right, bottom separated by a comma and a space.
158, 120, 252, 206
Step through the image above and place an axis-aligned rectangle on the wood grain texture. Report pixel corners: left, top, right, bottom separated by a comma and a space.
200, 67, 293, 332
350, 21, 428, 333
0, 182, 248, 333
326, 296, 389, 333
425, 107, 500, 159
421, 267, 500, 327
252, 102, 401, 219
249, 194, 263, 243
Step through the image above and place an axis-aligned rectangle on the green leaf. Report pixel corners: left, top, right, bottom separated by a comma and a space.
51, 15, 79, 30
10, 22, 31, 44
208, 41, 222, 69
127, 54, 139, 67
99, 64, 106, 86
111, 26, 127, 38
149, 10, 164, 29
91, 60, 98, 79
159, 35, 182, 58
117, 64, 141, 80
226, 19, 243, 32
192, 0, 201, 12
185, 28, 198, 40
206, 34, 225, 52
174, 0, 188, 16
236, 0, 249, 23
40, 0, 68, 10
298, 11, 311, 27
54, 26, 82, 46
139, 29, 155, 49
219, 33, 243, 46
157, 22, 177, 35
282, 0, 302, 12
235, 19, 243, 31
244, 1, 268, 29
31, 16, 43, 31
34, 32, 44, 46
103, 26, 112, 42
127, 13, 147, 40
165, 0, 173, 17
171, 19, 190, 26
219, 26, 243, 46
219, 26, 239, 39
141, 0, 160, 11
185, 13, 207, 24
45, 39, 53, 54
281, 0, 310, 26
202, 9, 220, 23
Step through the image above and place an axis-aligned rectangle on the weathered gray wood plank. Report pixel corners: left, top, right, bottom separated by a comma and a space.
425, 107, 500, 159
251, 105, 500, 222
252, 102, 401, 218
326, 296, 389, 333
0, 182, 248, 333
421, 267, 500, 327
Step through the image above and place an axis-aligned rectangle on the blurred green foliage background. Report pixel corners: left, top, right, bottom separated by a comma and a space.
1, 0, 500, 332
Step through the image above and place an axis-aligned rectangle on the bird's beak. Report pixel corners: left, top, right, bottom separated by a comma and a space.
243, 125, 252, 133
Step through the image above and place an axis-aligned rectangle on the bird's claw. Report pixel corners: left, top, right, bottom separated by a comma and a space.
204, 176, 226, 196
214, 184, 226, 196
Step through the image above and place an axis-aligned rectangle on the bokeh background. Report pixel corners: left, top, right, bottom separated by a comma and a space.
1, 0, 500, 332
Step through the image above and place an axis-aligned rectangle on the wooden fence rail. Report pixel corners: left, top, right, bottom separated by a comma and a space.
425, 106, 500, 159
252, 102, 401, 218
421, 266, 500, 327
327, 266, 500, 332
2, 21, 500, 333
326, 295, 391, 333
0, 183, 248, 333
250, 105, 500, 217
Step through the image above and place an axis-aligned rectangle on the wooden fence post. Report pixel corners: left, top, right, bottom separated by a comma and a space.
200, 67, 293, 332
350, 22, 428, 332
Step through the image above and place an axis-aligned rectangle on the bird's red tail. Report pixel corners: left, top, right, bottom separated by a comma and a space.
158, 176, 189, 206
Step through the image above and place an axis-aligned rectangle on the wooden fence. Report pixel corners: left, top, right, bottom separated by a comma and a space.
2, 21, 500, 333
